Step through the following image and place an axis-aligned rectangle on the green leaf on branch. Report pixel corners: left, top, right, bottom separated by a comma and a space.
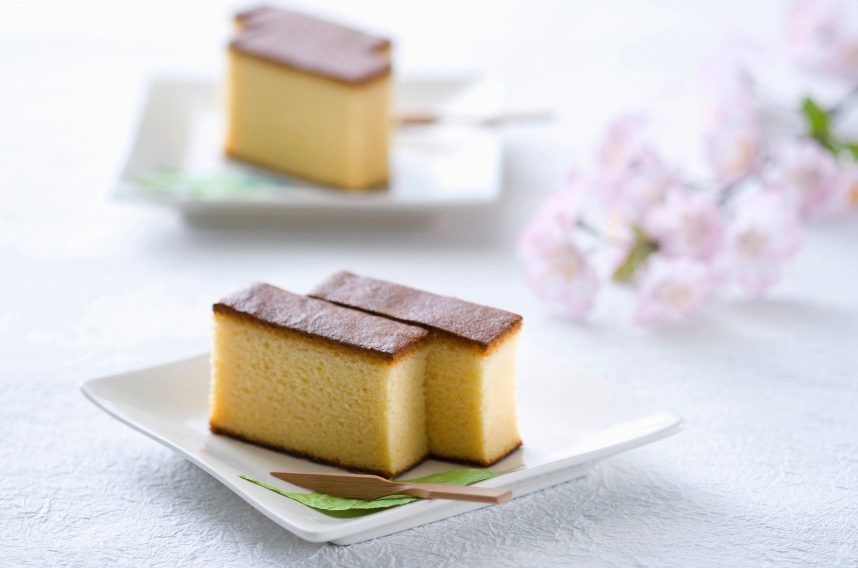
612, 226, 659, 283
802, 97, 833, 146
799, 97, 858, 157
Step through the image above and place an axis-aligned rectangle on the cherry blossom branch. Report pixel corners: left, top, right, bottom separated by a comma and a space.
518, 0, 858, 327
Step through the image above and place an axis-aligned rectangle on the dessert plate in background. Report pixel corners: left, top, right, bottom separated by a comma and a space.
114, 75, 503, 219
80, 340, 682, 545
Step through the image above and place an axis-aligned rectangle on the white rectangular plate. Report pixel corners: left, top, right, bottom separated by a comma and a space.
80, 341, 682, 544
115, 75, 503, 218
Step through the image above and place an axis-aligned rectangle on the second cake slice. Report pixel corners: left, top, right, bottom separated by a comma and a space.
311, 271, 523, 466
210, 283, 429, 478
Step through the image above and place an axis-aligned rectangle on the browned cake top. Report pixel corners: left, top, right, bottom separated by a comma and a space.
214, 283, 427, 359
231, 6, 391, 84
310, 272, 523, 349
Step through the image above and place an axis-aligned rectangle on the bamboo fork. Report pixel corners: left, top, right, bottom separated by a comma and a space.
271, 471, 512, 505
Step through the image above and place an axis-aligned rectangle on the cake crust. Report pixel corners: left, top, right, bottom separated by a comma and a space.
232, 6, 391, 85
210, 422, 427, 479
310, 271, 523, 350
214, 283, 427, 360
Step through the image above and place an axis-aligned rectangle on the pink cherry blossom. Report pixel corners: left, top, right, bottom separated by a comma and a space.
643, 187, 725, 262
771, 139, 839, 219
699, 38, 764, 100
703, 112, 758, 179
634, 259, 715, 326
597, 115, 651, 174
704, 112, 762, 185
788, 0, 858, 82
699, 51, 762, 185
518, 198, 599, 320
596, 116, 678, 222
727, 188, 803, 298
526, 175, 587, 236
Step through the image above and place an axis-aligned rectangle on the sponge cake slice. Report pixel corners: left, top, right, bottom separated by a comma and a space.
209, 283, 429, 478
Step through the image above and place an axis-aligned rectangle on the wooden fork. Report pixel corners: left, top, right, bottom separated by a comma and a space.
271, 471, 512, 504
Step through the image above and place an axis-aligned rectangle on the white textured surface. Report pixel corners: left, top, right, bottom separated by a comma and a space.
2, 0, 857, 565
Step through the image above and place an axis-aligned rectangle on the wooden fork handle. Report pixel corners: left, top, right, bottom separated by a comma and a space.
400, 483, 512, 504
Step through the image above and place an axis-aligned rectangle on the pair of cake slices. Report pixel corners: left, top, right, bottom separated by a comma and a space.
209, 271, 522, 478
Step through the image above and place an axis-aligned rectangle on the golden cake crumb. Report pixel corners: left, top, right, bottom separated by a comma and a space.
311, 271, 523, 466
209, 284, 429, 478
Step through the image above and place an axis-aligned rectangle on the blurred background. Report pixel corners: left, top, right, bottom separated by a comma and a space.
0, 0, 795, 368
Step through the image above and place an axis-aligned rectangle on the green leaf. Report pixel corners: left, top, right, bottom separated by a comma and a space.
131, 167, 281, 197
241, 468, 498, 517
799, 97, 858, 159
612, 225, 659, 283
799, 97, 852, 156
802, 97, 832, 143
401, 468, 499, 486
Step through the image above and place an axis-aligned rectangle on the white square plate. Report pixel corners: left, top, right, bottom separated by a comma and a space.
114, 75, 503, 219
80, 340, 682, 545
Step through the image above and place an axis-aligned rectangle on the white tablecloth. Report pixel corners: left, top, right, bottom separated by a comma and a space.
3, 0, 856, 565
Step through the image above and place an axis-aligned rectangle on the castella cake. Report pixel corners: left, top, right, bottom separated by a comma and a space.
225, 6, 392, 189
310, 271, 523, 466
209, 283, 429, 478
